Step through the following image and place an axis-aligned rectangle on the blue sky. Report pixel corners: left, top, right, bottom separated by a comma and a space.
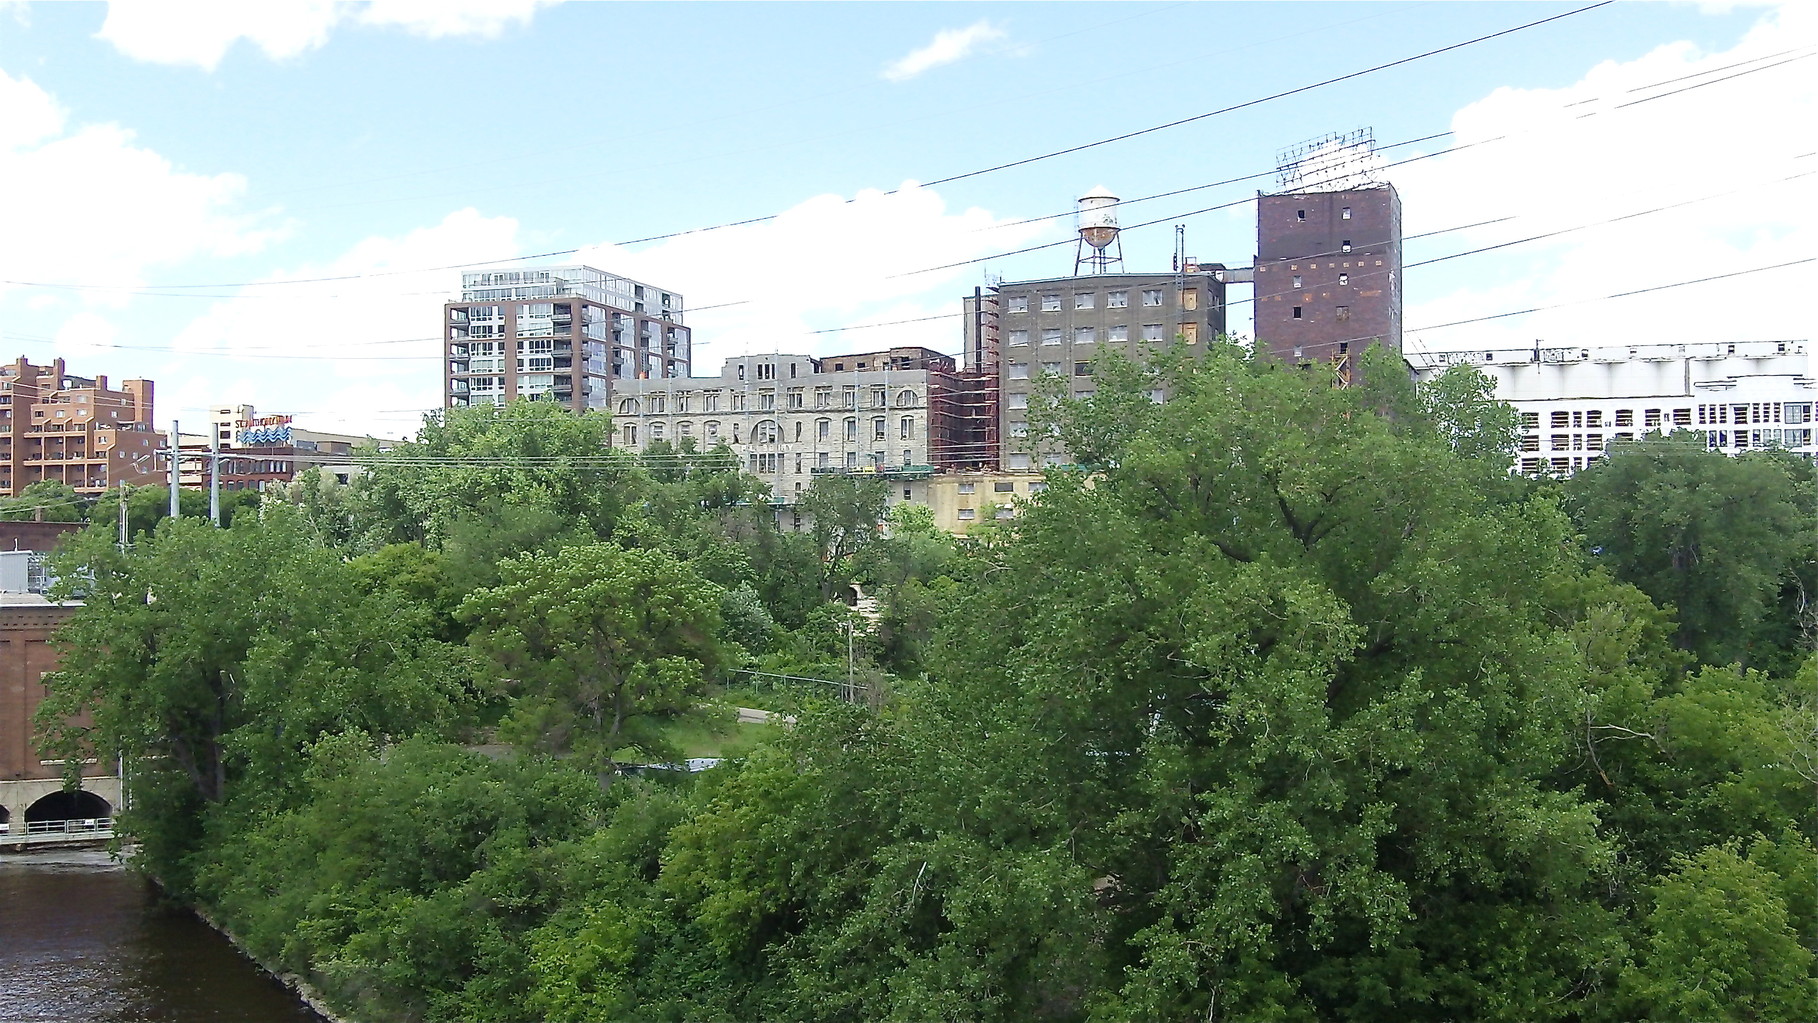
0, 2, 1810, 436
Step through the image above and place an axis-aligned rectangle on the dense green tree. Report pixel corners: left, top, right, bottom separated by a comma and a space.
1620, 837, 1817, 1022
797, 473, 890, 597
460, 543, 725, 771
0, 479, 85, 521
1567, 434, 1807, 666
194, 735, 612, 1023
84, 484, 250, 539
353, 400, 631, 546
37, 512, 473, 891
907, 345, 1627, 1021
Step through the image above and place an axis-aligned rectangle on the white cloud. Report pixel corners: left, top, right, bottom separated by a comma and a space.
52, 311, 119, 361
572, 182, 1046, 372
96, 0, 562, 70
0, 66, 64, 149
1391, 3, 1816, 358
166, 208, 522, 436
0, 67, 286, 305
882, 20, 1007, 82
360, 0, 560, 39
97, 0, 341, 71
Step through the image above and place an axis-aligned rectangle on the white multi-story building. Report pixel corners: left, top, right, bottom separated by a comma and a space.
444, 265, 689, 413
610, 348, 993, 504
1409, 340, 1815, 475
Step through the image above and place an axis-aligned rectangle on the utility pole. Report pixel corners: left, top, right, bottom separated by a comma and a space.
209, 431, 221, 526
116, 481, 128, 552
167, 421, 180, 520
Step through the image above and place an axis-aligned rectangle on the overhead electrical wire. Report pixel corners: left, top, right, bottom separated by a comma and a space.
1, 161, 1806, 364
0, 2, 1621, 298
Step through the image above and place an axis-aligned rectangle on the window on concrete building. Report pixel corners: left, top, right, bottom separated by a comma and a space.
958, 482, 975, 494
1074, 362, 1091, 376
1645, 409, 1662, 427
1042, 328, 1062, 345
1615, 409, 1634, 426
1108, 325, 1129, 342
1108, 290, 1128, 308
1008, 329, 1029, 346
622, 424, 638, 445
1335, 306, 1349, 321
1342, 207, 1352, 219
844, 418, 857, 440
1041, 293, 1061, 311
1672, 408, 1692, 426
872, 417, 886, 440
1296, 209, 1306, 221
1292, 275, 1303, 288
1041, 361, 1061, 375
1008, 393, 1028, 410
900, 416, 913, 439
957, 508, 976, 520
1076, 327, 1095, 344
1008, 453, 1031, 470
993, 481, 1015, 493
1338, 273, 1348, 286
1007, 296, 1028, 313
1292, 307, 1302, 320
1075, 292, 1095, 310
1341, 240, 1352, 253
1142, 289, 1163, 306
1009, 362, 1029, 380
816, 418, 830, 440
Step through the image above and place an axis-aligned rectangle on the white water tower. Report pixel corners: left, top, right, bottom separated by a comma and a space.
1074, 186, 1125, 275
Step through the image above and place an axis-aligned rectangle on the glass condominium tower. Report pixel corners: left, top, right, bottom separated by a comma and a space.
443, 265, 690, 413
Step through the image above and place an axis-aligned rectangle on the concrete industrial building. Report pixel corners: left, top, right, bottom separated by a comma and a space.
0, 357, 162, 499
444, 265, 690, 413
1409, 340, 1816, 475
963, 264, 1230, 470
610, 347, 993, 503
1253, 182, 1403, 382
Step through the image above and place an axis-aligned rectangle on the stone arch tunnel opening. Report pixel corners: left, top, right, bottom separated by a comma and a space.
23, 790, 111, 825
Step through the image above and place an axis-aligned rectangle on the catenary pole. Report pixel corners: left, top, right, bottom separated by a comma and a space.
168, 421, 180, 520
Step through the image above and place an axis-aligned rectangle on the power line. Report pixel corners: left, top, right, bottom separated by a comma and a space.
0, 4, 1616, 299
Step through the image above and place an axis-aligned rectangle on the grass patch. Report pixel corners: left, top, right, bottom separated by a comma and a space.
652, 704, 776, 760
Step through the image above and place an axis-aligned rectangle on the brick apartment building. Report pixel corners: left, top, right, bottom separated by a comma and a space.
0, 357, 162, 498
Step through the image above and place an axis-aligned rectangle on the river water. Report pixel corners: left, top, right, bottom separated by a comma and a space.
0, 849, 326, 1023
